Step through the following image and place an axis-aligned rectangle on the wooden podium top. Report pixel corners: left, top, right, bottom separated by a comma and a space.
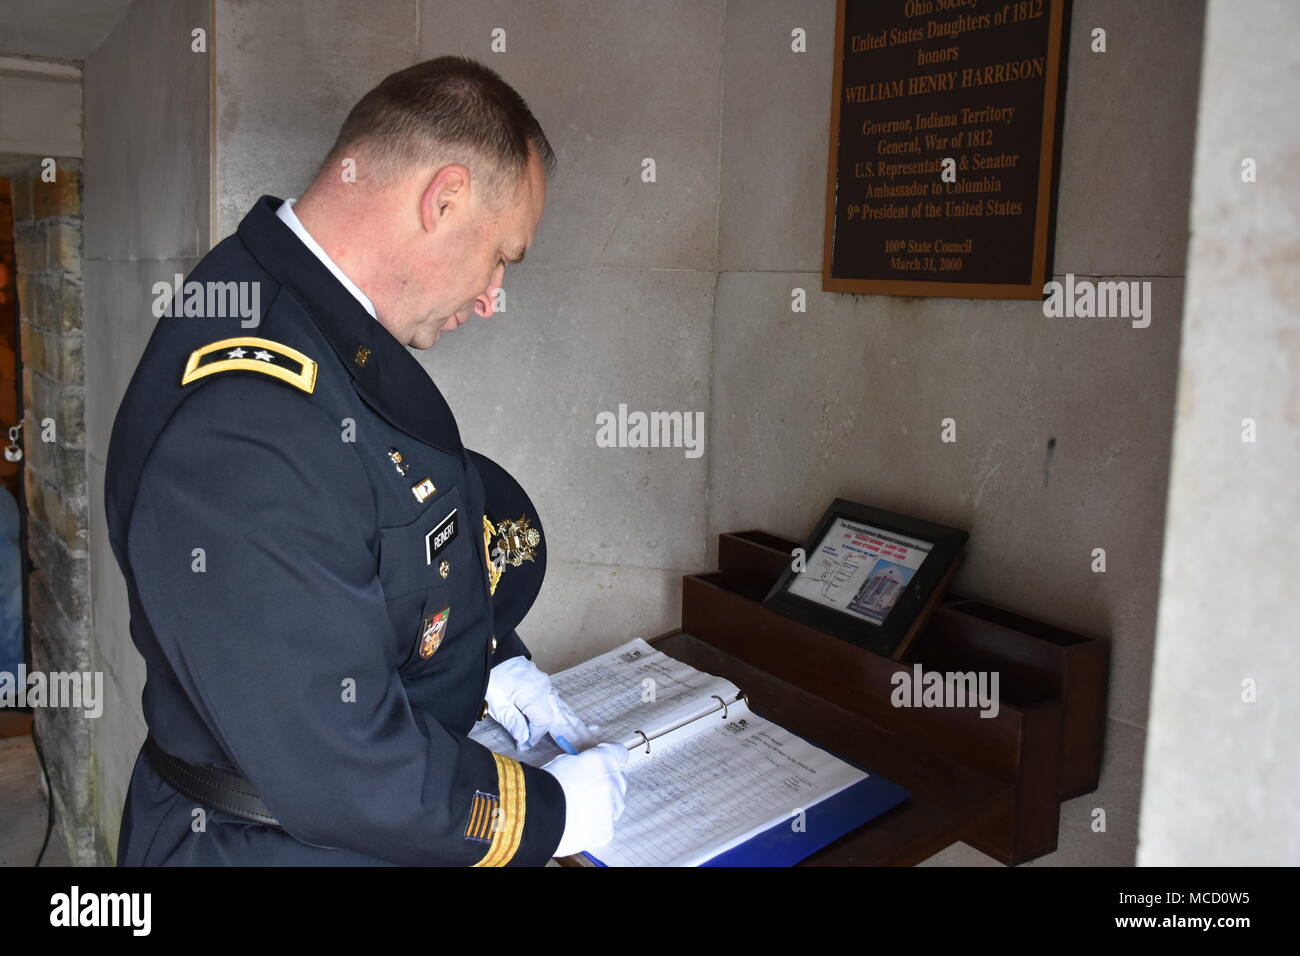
659, 531, 1106, 865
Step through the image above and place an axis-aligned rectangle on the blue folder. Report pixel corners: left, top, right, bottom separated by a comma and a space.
701, 770, 910, 867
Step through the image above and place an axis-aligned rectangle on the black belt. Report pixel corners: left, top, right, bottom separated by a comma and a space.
144, 735, 281, 827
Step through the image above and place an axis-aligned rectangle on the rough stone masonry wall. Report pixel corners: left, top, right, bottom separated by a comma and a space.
10, 158, 94, 865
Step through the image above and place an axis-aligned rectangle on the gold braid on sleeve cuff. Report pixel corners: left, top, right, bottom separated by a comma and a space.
471, 753, 527, 867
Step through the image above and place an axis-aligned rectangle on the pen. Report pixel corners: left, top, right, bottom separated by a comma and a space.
554, 735, 579, 755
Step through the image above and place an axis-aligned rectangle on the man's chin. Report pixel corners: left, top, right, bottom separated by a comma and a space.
410, 318, 458, 350
405, 327, 438, 350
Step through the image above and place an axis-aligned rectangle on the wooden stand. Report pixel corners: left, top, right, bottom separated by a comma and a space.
0, 711, 33, 739
647, 530, 1109, 866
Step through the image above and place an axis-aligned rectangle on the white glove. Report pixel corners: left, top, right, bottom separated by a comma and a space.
543, 742, 630, 857
485, 656, 598, 751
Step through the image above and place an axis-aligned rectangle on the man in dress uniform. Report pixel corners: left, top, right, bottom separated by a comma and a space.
105, 56, 628, 865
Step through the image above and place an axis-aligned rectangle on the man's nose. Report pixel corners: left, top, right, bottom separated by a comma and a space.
474, 265, 506, 318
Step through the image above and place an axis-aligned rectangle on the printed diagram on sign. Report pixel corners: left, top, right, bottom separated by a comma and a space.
813, 549, 862, 602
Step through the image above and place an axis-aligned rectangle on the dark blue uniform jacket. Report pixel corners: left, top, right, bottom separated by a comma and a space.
106, 196, 565, 865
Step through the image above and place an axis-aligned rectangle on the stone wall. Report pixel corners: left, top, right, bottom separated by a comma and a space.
10, 158, 94, 864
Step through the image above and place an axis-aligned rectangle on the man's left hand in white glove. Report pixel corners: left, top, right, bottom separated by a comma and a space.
485, 655, 598, 751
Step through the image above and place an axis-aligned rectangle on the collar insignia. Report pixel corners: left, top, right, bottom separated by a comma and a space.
388, 448, 411, 476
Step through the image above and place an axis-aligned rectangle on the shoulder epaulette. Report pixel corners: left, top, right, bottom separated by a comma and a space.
181, 336, 318, 395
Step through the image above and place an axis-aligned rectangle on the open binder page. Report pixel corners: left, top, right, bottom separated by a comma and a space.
588, 697, 868, 867
469, 637, 741, 768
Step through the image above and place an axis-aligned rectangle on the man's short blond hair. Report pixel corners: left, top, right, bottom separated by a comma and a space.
323, 56, 555, 208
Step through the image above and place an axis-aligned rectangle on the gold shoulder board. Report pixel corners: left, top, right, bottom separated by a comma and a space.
181, 336, 317, 394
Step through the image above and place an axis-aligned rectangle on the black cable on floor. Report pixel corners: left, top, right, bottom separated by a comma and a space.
29, 717, 55, 867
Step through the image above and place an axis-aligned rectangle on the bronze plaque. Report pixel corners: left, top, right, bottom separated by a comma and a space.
822, 0, 1069, 300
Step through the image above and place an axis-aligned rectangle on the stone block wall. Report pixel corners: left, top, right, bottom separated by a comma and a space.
10, 158, 94, 864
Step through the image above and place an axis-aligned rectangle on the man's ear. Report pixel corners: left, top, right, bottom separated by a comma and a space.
419, 164, 470, 233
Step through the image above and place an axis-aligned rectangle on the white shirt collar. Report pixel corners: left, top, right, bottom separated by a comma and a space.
276, 198, 378, 319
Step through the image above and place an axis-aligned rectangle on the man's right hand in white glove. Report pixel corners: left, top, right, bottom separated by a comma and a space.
542, 742, 630, 857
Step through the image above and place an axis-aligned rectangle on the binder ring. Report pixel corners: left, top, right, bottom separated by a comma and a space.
633, 730, 650, 754
712, 695, 728, 719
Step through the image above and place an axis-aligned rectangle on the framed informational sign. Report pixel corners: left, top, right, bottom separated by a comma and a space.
763, 499, 967, 658
822, 0, 1071, 299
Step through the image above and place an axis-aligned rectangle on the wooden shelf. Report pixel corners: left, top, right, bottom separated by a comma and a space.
646, 530, 1110, 866
0, 711, 33, 740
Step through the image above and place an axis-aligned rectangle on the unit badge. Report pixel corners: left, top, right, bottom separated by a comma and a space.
419, 606, 451, 659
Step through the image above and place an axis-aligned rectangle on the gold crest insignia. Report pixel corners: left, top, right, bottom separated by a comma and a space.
483, 518, 502, 596
482, 515, 541, 596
